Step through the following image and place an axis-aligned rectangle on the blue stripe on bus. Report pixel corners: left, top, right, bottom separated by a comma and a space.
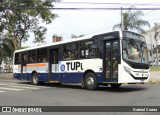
14, 72, 117, 83
14, 73, 22, 80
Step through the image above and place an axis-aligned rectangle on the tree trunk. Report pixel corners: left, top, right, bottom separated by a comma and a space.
12, 38, 20, 50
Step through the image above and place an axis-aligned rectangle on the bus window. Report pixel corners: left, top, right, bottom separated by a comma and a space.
80, 40, 99, 59
15, 53, 21, 64
37, 48, 47, 63
22, 53, 28, 65
28, 50, 36, 63
63, 43, 78, 60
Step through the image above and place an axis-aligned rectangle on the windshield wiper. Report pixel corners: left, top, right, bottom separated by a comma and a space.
130, 39, 138, 50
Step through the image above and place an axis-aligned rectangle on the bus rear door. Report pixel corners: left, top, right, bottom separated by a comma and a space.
20, 52, 27, 80
49, 48, 59, 81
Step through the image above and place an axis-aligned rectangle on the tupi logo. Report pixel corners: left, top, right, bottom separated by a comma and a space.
66, 62, 83, 71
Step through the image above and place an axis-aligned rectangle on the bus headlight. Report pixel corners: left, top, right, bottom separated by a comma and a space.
124, 66, 131, 74
135, 73, 140, 76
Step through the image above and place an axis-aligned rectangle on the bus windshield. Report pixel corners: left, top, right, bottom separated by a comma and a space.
123, 39, 149, 64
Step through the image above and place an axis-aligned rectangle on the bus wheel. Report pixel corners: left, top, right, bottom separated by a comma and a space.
31, 73, 39, 85
110, 84, 121, 89
84, 72, 98, 90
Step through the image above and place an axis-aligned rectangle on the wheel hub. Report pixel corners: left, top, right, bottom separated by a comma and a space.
87, 77, 94, 85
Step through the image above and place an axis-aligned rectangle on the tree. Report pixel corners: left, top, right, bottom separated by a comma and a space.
33, 26, 47, 43
0, 0, 59, 49
113, 9, 150, 32
0, 35, 15, 72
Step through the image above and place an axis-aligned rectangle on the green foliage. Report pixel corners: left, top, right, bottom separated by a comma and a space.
0, 0, 59, 48
33, 26, 47, 43
113, 9, 150, 32
21, 46, 30, 49
150, 66, 160, 71
0, 35, 15, 65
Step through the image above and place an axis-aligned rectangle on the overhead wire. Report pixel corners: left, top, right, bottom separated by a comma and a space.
1, 2, 160, 36
2, 7, 160, 10
59, 1, 160, 6
8, 1, 160, 7
143, 0, 160, 16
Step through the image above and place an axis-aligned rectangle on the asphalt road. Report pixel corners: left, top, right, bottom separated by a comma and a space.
0, 80, 160, 115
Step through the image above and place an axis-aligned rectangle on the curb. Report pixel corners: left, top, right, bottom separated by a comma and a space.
149, 80, 160, 84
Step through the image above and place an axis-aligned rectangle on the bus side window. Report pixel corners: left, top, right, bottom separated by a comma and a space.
28, 50, 36, 63
63, 43, 78, 61
15, 53, 21, 64
80, 40, 99, 59
18, 54, 21, 64
80, 50, 85, 58
37, 48, 47, 63
22, 53, 27, 66
29, 56, 34, 63
43, 57, 47, 62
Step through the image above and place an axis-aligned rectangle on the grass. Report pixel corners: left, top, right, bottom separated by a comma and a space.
150, 66, 160, 72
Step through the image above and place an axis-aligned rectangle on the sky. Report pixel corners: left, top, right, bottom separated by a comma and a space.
22, 0, 160, 46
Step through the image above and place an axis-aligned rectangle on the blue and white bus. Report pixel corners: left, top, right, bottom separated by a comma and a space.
13, 31, 150, 90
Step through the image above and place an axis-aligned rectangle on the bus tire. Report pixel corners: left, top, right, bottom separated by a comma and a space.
110, 84, 121, 89
31, 73, 40, 85
84, 72, 98, 90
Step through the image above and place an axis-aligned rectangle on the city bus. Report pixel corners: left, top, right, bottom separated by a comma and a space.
13, 30, 150, 90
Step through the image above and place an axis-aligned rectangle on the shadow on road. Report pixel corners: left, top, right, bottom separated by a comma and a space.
97, 85, 147, 93
16, 81, 147, 93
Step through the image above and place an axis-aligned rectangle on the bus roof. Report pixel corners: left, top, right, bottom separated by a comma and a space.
14, 33, 95, 53
14, 30, 125, 53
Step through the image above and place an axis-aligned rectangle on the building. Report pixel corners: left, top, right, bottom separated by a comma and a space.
52, 35, 63, 43
0, 61, 13, 73
142, 26, 160, 64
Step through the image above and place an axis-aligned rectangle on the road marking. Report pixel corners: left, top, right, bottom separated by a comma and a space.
0, 83, 7, 85
0, 87, 23, 91
0, 91, 5, 92
0, 83, 50, 88
0, 82, 53, 93
9, 85, 39, 89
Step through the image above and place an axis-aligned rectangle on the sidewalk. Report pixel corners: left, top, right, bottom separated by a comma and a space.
0, 73, 14, 80
149, 71, 160, 83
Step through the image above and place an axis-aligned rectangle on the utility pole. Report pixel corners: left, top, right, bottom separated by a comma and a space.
121, 7, 123, 31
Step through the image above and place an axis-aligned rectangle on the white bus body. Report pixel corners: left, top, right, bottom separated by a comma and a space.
13, 31, 150, 90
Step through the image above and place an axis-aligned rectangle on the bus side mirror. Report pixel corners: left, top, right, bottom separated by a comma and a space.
123, 50, 128, 59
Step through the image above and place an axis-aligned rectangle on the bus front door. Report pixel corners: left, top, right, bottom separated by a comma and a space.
104, 40, 118, 82
49, 49, 59, 81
